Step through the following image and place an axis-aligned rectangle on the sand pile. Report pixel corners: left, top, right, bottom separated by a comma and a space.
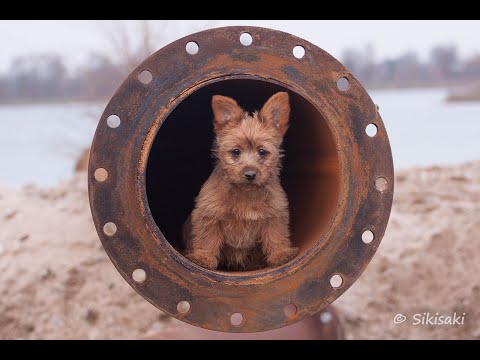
1, 162, 479, 339
0, 174, 173, 339
335, 161, 480, 339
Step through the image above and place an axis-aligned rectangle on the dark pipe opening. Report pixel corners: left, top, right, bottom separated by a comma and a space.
146, 79, 340, 270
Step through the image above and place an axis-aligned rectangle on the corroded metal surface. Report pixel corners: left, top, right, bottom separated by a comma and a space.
88, 26, 394, 332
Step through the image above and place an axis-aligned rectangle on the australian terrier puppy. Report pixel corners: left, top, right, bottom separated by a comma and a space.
183, 92, 298, 271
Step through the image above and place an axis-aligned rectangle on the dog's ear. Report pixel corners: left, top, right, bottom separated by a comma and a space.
260, 92, 290, 136
212, 95, 243, 132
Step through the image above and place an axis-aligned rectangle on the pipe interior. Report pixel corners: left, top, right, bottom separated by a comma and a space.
146, 79, 340, 271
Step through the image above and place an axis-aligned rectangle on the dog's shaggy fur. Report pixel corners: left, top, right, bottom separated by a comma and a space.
183, 92, 298, 270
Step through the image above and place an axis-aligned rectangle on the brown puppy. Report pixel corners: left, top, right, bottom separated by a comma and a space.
183, 92, 298, 271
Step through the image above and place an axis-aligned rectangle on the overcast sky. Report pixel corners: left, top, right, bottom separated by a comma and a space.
1, 20, 479, 73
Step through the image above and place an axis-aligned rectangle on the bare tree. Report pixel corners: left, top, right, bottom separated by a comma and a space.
95, 20, 217, 76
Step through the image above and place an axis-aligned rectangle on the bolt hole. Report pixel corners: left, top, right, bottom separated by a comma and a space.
283, 303, 297, 318
375, 104, 380, 111
337, 77, 350, 91
293, 45, 305, 59
177, 301, 191, 314
94, 168, 108, 182
107, 115, 121, 129
230, 313, 244, 326
103, 222, 117, 236
362, 230, 375, 244
132, 269, 146, 283
330, 274, 343, 289
366, 123, 378, 137
138, 70, 152, 84
186, 41, 199, 55
240, 32, 253, 46
375, 177, 388, 192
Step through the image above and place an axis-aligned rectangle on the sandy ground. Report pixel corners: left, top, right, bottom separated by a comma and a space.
1, 162, 479, 339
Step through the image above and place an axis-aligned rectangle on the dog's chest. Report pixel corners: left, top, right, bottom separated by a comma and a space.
218, 189, 273, 249
220, 217, 264, 249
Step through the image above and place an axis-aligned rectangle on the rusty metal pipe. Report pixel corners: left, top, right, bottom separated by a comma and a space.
88, 26, 394, 333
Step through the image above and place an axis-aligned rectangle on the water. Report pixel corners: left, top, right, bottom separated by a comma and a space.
0, 88, 479, 187
369, 88, 480, 169
0, 101, 103, 187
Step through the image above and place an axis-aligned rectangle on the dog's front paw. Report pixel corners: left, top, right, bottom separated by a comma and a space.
267, 246, 299, 267
185, 252, 218, 270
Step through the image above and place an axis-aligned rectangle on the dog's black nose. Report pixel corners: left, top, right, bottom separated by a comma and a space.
244, 170, 257, 181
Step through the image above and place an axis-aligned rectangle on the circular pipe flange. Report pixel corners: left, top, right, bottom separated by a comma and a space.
88, 26, 394, 332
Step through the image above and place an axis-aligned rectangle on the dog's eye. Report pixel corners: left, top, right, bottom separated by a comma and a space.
258, 148, 268, 157
231, 149, 241, 157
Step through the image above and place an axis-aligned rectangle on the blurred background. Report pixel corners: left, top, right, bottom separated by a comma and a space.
0, 20, 479, 340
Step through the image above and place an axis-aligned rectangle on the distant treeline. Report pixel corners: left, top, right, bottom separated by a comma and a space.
343, 44, 480, 88
0, 53, 123, 103
1, 44, 479, 103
